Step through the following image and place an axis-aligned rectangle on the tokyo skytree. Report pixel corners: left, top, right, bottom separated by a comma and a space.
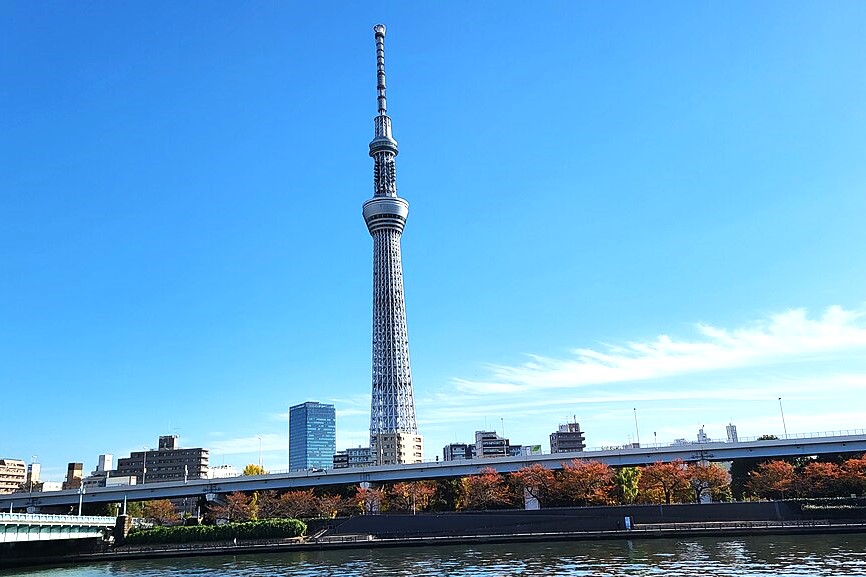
362, 25, 423, 465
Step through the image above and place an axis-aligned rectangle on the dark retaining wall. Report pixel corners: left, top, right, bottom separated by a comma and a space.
322, 501, 837, 538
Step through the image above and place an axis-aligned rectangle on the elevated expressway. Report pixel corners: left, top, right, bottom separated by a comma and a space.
3, 433, 864, 510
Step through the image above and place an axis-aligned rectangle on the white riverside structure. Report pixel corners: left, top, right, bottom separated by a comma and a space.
0, 513, 114, 543
3, 433, 865, 510
362, 25, 423, 465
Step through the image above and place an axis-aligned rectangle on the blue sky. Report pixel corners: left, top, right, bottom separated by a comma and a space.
2, 2, 865, 480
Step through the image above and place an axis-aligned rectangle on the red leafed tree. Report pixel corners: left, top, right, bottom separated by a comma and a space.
746, 460, 795, 500
685, 463, 730, 503
841, 455, 866, 495
557, 460, 615, 506
210, 491, 256, 522
457, 467, 515, 510
256, 490, 280, 519
317, 494, 350, 519
639, 461, 690, 504
356, 486, 386, 514
142, 499, 177, 525
511, 464, 557, 507
388, 481, 438, 513
799, 461, 842, 498
277, 489, 320, 519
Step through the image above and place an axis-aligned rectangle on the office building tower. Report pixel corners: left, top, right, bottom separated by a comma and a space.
289, 402, 336, 471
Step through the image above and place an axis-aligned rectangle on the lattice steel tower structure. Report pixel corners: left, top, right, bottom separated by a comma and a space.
362, 25, 423, 465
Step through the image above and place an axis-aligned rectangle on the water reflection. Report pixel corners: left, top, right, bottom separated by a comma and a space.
4, 535, 866, 577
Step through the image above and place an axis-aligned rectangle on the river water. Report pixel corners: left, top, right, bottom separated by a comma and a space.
4, 535, 866, 576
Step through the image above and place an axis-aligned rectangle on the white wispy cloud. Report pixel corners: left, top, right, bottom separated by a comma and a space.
453, 305, 866, 395
208, 433, 284, 456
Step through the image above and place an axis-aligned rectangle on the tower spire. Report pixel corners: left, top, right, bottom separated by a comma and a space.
374, 24, 388, 116
362, 25, 423, 466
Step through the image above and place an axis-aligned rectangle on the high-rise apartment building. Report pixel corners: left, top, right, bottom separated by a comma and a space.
289, 402, 336, 471
0, 459, 26, 494
550, 422, 586, 454
362, 25, 423, 465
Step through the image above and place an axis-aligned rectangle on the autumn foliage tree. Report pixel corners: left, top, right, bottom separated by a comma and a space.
511, 464, 557, 507
639, 461, 690, 504
243, 464, 266, 476
388, 481, 438, 513
317, 494, 350, 519
798, 462, 842, 498
457, 467, 515, 510
142, 499, 177, 525
356, 486, 386, 514
842, 455, 866, 495
210, 491, 257, 522
685, 463, 730, 503
746, 460, 795, 499
557, 460, 614, 506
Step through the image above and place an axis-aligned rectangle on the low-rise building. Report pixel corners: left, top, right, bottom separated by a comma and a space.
333, 446, 374, 469
207, 464, 239, 479
442, 443, 476, 461
475, 430, 509, 458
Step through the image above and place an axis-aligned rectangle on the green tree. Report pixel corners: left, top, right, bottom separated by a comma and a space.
429, 478, 461, 511
614, 467, 641, 504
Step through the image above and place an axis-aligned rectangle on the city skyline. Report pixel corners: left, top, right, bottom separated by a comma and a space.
3, 3, 866, 480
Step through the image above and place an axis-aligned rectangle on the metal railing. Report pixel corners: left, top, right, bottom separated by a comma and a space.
0, 512, 115, 525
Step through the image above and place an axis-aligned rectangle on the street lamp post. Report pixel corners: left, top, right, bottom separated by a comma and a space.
77, 485, 85, 516
633, 408, 641, 447
142, 449, 148, 484
778, 397, 788, 438
258, 435, 263, 469
28, 455, 37, 498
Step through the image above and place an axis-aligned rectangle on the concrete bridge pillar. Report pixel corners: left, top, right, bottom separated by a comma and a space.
114, 515, 132, 544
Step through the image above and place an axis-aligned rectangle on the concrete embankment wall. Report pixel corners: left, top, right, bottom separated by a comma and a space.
322, 502, 809, 538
